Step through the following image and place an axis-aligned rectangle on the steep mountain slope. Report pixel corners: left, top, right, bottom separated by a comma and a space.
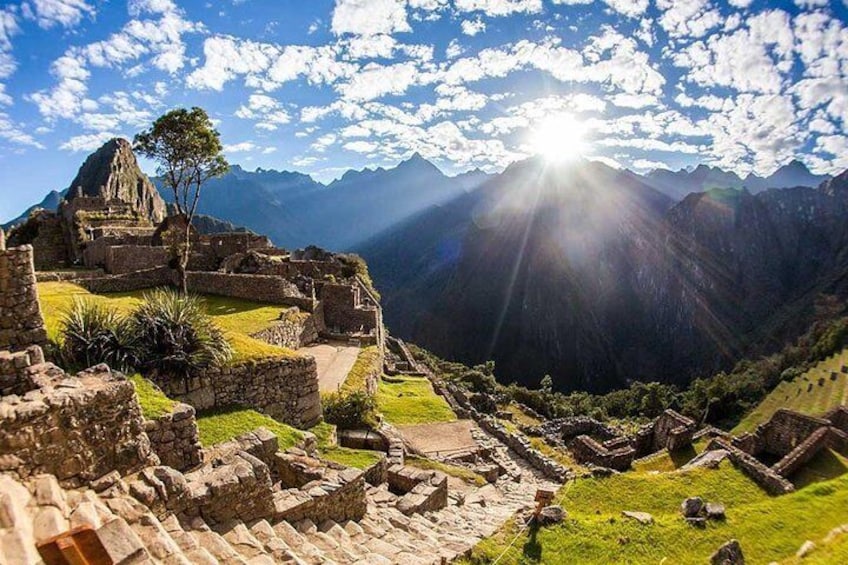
1, 189, 65, 230
360, 163, 848, 392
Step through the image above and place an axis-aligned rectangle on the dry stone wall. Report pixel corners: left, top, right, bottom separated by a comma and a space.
0, 364, 156, 487
0, 235, 48, 352
187, 271, 315, 310
151, 355, 322, 429
144, 403, 203, 472
707, 438, 795, 495
104, 245, 168, 274
251, 308, 323, 350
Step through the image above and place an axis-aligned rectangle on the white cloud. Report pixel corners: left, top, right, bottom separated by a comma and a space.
454, 0, 543, 16
0, 8, 19, 51
461, 18, 486, 36
59, 131, 116, 152
223, 141, 258, 153
656, 0, 721, 40
22, 0, 95, 29
235, 93, 291, 130
331, 0, 410, 36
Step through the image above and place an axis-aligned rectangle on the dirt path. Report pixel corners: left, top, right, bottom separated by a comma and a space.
299, 341, 360, 392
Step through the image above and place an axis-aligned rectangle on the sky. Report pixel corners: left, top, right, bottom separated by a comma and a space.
1, 0, 847, 222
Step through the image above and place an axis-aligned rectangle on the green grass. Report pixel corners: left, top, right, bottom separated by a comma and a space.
340, 346, 381, 394
375, 376, 457, 425
321, 446, 384, 469
195, 406, 304, 449
631, 439, 710, 474
462, 462, 848, 564
734, 349, 848, 434
406, 455, 487, 487
129, 374, 177, 419
37, 282, 297, 364
499, 403, 543, 428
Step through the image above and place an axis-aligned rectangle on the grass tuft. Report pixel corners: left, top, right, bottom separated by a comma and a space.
406, 455, 487, 487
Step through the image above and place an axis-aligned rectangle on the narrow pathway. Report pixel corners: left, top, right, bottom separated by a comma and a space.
299, 341, 361, 392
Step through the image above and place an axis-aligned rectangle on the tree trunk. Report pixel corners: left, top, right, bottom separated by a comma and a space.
180, 220, 191, 295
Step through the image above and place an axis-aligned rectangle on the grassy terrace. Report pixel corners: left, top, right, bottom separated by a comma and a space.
463, 456, 848, 564
37, 281, 297, 364
376, 375, 457, 425
734, 348, 848, 434
340, 346, 381, 394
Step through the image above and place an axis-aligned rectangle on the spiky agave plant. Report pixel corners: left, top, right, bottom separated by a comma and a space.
60, 299, 138, 371
130, 288, 232, 379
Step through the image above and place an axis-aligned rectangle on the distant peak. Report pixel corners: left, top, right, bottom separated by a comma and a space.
782, 159, 810, 172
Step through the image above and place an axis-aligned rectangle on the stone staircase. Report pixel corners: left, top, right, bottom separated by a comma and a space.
1, 428, 555, 565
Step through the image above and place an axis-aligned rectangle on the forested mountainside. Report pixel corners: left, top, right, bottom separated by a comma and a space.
359, 159, 848, 393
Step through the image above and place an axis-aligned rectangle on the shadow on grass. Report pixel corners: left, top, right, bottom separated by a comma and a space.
669, 445, 698, 468
791, 449, 848, 490
522, 523, 542, 562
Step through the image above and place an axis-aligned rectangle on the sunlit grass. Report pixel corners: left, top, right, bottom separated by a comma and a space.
340, 346, 381, 394
195, 406, 304, 449
129, 374, 177, 419
375, 375, 457, 425
37, 281, 297, 364
461, 462, 848, 564
406, 455, 487, 487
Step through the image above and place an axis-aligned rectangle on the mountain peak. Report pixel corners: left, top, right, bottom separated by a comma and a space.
65, 137, 167, 224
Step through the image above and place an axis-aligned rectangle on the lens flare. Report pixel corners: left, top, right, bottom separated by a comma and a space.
529, 113, 589, 162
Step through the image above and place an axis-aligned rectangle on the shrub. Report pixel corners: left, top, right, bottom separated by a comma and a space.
130, 289, 232, 378
322, 391, 376, 429
60, 299, 138, 371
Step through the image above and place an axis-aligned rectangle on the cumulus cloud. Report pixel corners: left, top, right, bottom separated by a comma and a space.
59, 131, 116, 152
331, 0, 410, 36
22, 0, 95, 29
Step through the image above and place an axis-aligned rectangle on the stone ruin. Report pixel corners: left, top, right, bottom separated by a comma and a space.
696, 407, 848, 494
526, 410, 697, 472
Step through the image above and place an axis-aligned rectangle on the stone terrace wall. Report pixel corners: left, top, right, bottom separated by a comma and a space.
104, 245, 169, 274
78, 266, 174, 294
758, 410, 831, 457
251, 308, 323, 350
568, 435, 635, 471
151, 355, 322, 429
0, 234, 48, 351
187, 271, 315, 311
144, 403, 203, 472
0, 364, 156, 487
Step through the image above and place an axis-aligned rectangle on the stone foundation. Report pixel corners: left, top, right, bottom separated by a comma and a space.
387, 465, 448, 515
707, 438, 794, 495
151, 356, 322, 429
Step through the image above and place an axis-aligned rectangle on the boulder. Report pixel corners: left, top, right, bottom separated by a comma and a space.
621, 511, 653, 525
681, 496, 704, 518
537, 505, 565, 525
685, 517, 707, 528
706, 502, 726, 520
711, 539, 744, 565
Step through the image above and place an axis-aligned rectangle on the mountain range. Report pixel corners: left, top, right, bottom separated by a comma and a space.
6, 147, 845, 393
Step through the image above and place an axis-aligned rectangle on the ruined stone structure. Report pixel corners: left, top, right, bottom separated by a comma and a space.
721, 407, 848, 491
0, 360, 156, 487
527, 409, 697, 471
0, 231, 48, 352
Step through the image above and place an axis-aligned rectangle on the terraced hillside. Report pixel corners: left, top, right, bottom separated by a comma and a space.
734, 349, 848, 434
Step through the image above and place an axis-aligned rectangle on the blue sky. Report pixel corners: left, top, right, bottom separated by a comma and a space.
1, 0, 847, 222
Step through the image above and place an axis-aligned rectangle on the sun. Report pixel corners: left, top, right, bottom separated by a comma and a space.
529, 113, 589, 162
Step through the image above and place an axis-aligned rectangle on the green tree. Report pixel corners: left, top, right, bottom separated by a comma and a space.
134, 107, 229, 294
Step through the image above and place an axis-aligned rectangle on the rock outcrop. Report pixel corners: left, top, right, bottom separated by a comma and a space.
64, 138, 166, 224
